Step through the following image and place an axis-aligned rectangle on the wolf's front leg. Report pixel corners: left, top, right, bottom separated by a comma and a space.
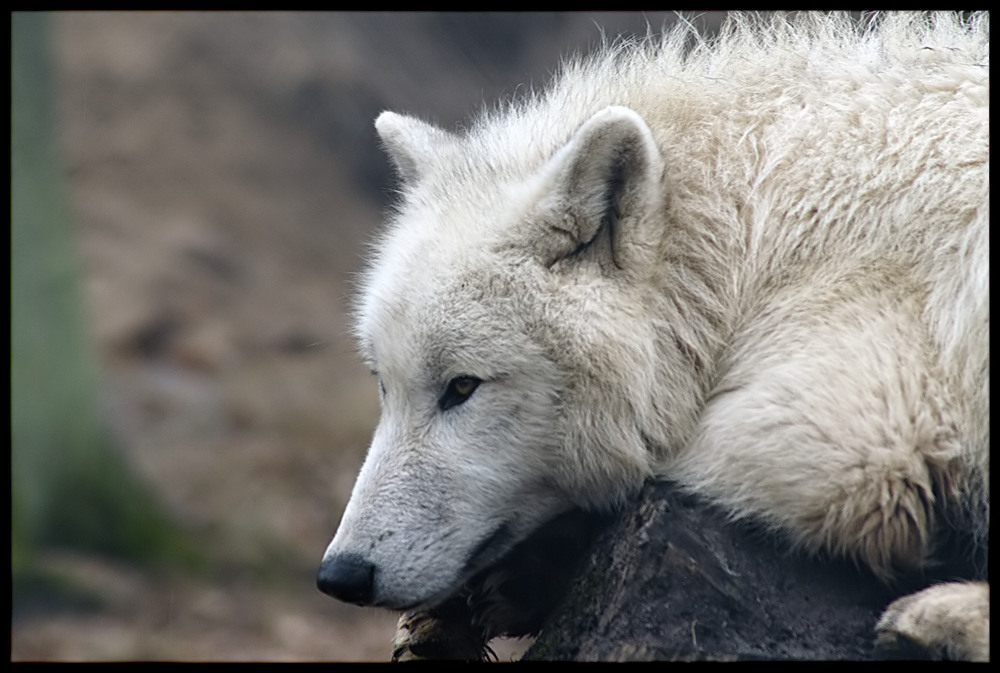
669, 274, 988, 660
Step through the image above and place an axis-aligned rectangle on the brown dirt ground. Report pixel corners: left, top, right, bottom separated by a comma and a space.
11, 11, 695, 661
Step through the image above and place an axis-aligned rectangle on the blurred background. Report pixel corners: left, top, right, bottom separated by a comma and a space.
11, 11, 723, 661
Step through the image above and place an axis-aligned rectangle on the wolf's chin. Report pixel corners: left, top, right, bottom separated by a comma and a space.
416, 508, 609, 640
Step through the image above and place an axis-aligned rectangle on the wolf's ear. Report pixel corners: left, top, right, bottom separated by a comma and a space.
375, 111, 458, 183
533, 106, 665, 273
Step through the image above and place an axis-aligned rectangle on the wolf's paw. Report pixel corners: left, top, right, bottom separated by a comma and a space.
875, 581, 989, 661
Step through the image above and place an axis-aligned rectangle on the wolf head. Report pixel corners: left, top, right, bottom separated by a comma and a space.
318, 106, 685, 611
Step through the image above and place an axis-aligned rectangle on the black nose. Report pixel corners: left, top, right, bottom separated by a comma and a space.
316, 553, 376, 605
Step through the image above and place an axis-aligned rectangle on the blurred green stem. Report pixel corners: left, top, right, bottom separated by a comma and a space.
12, 12, 196, 576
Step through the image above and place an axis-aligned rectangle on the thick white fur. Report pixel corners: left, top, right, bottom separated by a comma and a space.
323, 12, 989, 659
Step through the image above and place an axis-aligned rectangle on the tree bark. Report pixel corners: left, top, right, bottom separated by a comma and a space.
523, 480, 903, 661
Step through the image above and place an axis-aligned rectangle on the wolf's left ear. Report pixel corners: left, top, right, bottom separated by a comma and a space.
375, 111, 458, 183
532, 106, 665, 273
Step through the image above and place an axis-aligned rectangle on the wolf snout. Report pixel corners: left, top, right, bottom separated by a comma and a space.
317, 553, 376, 606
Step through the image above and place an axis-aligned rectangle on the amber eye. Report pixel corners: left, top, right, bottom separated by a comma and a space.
439, 376, 482, 411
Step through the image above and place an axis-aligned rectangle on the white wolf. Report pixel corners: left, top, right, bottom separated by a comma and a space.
318, 12, 989, 660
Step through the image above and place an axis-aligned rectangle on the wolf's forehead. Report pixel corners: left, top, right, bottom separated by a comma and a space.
356, 258, 515, 367
356, 301, 516, 384
385, 151, 545, 249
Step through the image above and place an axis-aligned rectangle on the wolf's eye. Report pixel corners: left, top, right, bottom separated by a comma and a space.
439, 376, 482, 411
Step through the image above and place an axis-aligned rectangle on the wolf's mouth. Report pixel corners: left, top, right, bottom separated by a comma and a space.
461, 522, 515, 579
426, 508, 610, 641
